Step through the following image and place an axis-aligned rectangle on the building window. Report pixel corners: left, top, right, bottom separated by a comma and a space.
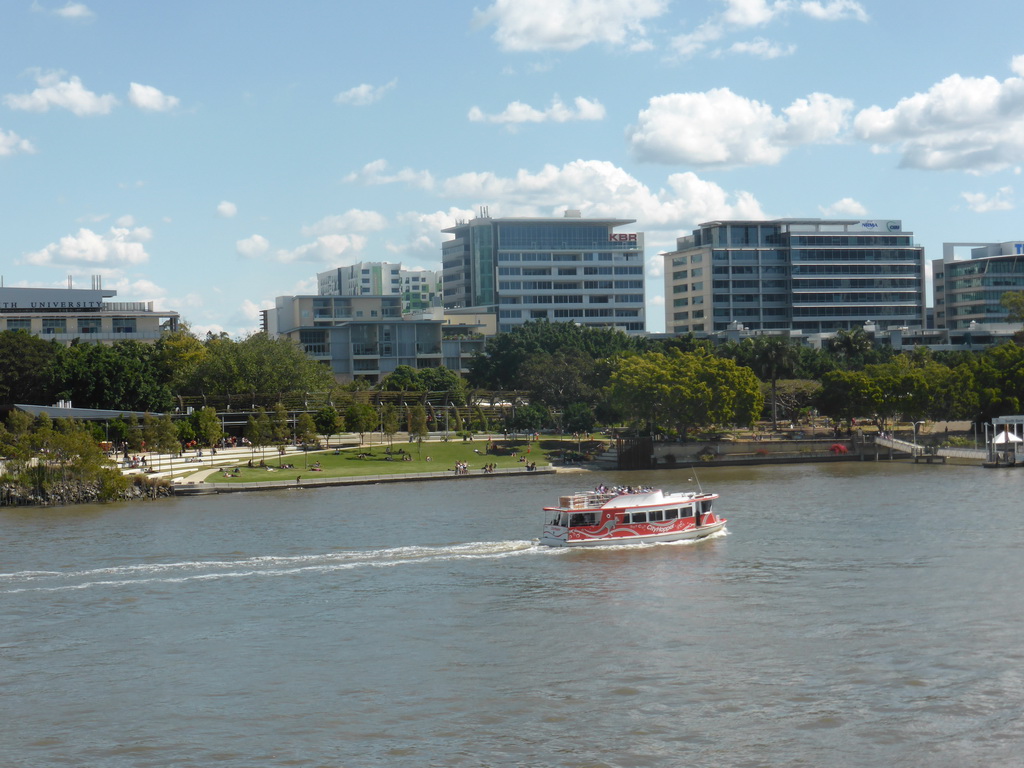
112, 317, 136, 334
42, 318, 66, 335
78, 318, 101, 334
7, 319, 30, 331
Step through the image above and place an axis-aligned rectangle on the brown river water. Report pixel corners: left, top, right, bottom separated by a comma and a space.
2, 461, 1022, 767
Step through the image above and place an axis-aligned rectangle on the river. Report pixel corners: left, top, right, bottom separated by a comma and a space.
2, 462, 1022, 767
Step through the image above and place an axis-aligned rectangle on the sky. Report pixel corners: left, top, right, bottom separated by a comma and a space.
3, 0, 1024, 336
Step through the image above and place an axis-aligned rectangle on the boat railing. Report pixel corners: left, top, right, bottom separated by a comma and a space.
559, 492, 616, 509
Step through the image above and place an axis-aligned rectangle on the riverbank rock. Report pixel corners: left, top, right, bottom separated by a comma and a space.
0, 477, 172, 507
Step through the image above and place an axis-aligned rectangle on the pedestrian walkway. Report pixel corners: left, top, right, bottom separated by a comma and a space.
119, 444, 312, 484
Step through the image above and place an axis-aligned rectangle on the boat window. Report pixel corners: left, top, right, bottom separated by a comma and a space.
664, 508, 678, 519
680, 506, 693, 517
649, 510, 663, 522
632, 511, 647, 523
569, 513, 597, 527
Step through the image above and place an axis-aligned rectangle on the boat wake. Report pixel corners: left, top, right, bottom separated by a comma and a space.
0, 540, 552, 594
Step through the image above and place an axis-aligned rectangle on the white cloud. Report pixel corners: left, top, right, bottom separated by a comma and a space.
727, 38, 795, 59
722, 0, 788, 27
437, 159, 766, 228
627, 88, 852, 167
962, 187, 1014, 213
273, 235, 367, 264
301, 209, 387, 237
23, 226, 151, 268
670, 22, 724, 59
48, 2, 95, 20
799, 0, 869, 22
819, 197, 867, 216
217, 201, 238, 218
343, 159, 435, 189
469, 96, 606, 125
0, 128, 35, 156
334, 79, 397, 106
853, 62, 1024, 173
5, 70, 117, 115
128, 82, 180, 112
388, 207, 477, 257
236, 234, 269, 259
475, 0, 667, 52
115, 214, 135, 227
671, 0, 866, 58
240, 298, 274, 321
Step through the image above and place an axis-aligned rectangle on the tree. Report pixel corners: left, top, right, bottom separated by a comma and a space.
380, 403, 400, 447
153, 414, 181, 471
1000, 290, 1024, 322
468, 320, 647, 390
606, 349, 763, 439
50, 340, 172, 411
562, 402, 596, 435
407, 404, 429, 456
154, 324, 207, 394
345, 403, 377, 444
508, 403, 548, 436
314, 406, 343, 447
270, 403, 291, 464
191, 406, 223, 450
125, 414, 144, 452
0, 330, 59, 404
379, 365, 420, 392
521, 350, 598, 408
814, 370, 880, 427
244, 410, 268, 461
295, 412, 318, 446
749, 337, 798, 429
416, 366, 465, 398
189, 332, 334, 398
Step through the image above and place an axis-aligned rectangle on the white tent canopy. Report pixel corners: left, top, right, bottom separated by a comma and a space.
992, 430, 1023, 444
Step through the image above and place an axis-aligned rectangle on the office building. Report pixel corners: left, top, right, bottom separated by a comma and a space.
933, 242, 1024, 329
266, 292, 492, 384
0, 279, 179, 343
317, 262, 441, 314
441, 209, 646, 333
664, 218, 926, 334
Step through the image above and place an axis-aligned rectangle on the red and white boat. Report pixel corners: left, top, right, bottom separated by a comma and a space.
540, 486, 725, 547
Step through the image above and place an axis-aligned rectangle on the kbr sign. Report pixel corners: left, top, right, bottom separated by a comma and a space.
609, 233, 638, 242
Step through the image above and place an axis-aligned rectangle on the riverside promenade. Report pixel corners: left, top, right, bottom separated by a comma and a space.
172, 464, 558, 496
113, 439, 563, 496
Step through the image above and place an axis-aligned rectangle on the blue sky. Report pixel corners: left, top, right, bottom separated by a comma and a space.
3, 0, 1024, 335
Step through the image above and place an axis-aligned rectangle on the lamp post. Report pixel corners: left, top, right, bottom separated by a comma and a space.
912, 420, 925, 456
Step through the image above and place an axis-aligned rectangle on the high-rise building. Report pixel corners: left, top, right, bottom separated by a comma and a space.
663, 219, 925, 334
441, 209, 646, 333
317, 262, 402, 297
317, 262, 441, 314
933, 242, 1024, 329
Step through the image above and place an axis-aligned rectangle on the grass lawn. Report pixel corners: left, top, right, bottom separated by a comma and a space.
204, 438, 584, 484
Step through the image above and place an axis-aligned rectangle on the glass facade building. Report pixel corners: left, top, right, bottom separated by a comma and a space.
441, 211, 646, 333
933, 242, 1024, 329
664, 219, 925, 334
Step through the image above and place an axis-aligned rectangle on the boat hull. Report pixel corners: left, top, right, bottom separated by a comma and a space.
540, 518, 726, 547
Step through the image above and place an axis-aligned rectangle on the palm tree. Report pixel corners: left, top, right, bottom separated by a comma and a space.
827, 328, 872, 367
750, 336, 798, 430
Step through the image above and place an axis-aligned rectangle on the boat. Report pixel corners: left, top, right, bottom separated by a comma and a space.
540, 486, 725, 547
